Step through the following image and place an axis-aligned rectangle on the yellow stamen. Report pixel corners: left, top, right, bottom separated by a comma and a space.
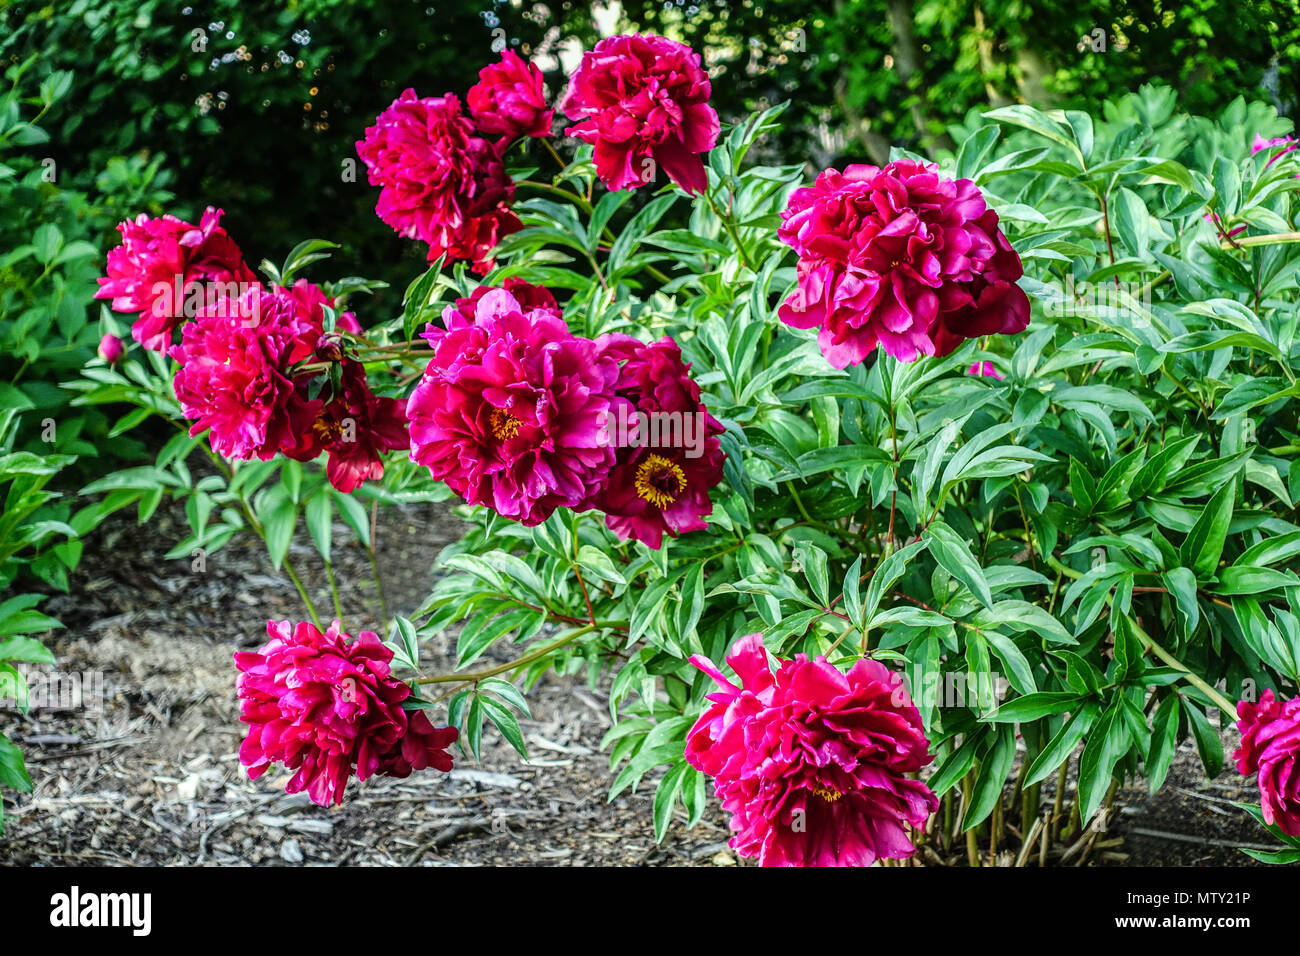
634, 454, 687, 509
811, 784, 843, 803
489, 408, 522, 440
312, 415, 342, 443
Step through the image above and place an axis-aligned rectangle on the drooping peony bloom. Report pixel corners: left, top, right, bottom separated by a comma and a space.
588, 335, 725, 548
284, 359, 409, 493
97, 333, 125, 365
235, 620, 419, 807
407, 288, 621, 525
420, 277, 561, 347
967, 360, 1003, 380
375, 710, 459, 778
1252, 132, 1299, 171
687, 635, 940, 866
468, 50, 554, 145
1235, 689, 1300, 836
356, 90, 520, 272
562, 34, 720, 195
778, 160, 1030, 366
95, 206, 258, 352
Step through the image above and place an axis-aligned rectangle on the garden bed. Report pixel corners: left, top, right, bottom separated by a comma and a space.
0, 498, 1267, 866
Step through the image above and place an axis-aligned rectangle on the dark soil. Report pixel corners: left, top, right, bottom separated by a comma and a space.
0, 497, 1277, 866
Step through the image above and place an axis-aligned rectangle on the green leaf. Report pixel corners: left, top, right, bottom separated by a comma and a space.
479, 694, 528, 759
984, 691, 1082, 723
1025, 703, 1099, 786
924, 522, 993, 611
964, 724, 1016, 830
0, 734, 33, 792
652, 761, 689, 842
862, 540, 928, 626
1076, 703, 1127, 824
0, 635, 55, 665
478, 678, 532, 718
1185, 701, 1224, 778
304, 492, 332, 566
1147, 695, 1180, 794
1161, 567, 1200, 637
1179, 481, 1235, 579
258, 488, 297, 571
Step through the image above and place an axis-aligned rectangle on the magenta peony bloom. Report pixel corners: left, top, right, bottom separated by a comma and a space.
356, 90, 521, 272
468, 50, 554, 145
407, 288, 620, 525
170, 279, 338, 460
588, 335, 725, 548
235, 620, 418, 807
687, 635, 939, 866
95, 206, 258, 352
562, 34, 719, 195
420, 277, 561, 347
375, 710, 459, 778
284, 359, 409, 494
97, 333, 125, 365
967, 360, 1003, 380
1235, 689, 1300, 836
778, 160, 1030, 366
1252, 132, 1299, 171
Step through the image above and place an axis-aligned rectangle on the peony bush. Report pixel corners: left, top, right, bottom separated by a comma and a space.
70, 39, 1300, 866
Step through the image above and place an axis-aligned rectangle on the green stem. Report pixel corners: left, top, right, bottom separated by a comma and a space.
517, 179, 594, 214
284, 557, 324, 631
416, 624, 596, 685
1044, 554, 1235, 712
325, 562, 344, 621
706, 190, 756, 271
1126, 615, 1236, 713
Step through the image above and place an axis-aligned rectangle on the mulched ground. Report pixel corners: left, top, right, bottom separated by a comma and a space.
0, 496, 1278, 866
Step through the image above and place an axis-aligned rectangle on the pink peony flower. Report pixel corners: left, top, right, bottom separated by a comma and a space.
407, 288, 620, 525
562, 34, 720, 195
284, 359, 409, 494
235, 620, 419, 807
967, 360, 1003, 380
95, 206, 258, 352
778, 160, 1030, 366
468, 50, 554, 145
375, 710, 459, 778
420, 277, 561, 347
97, 333, 125, 365
1235, 689, 1300, 836
687, 635, 939, 866
588, 335, 725, 548
356, 90, 521, 272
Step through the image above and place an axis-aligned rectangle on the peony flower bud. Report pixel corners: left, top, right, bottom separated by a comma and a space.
97, 333, 125, 365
